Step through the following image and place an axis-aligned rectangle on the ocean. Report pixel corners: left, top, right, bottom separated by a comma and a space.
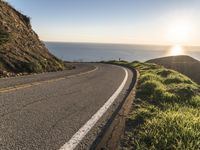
45, 42, 200, 62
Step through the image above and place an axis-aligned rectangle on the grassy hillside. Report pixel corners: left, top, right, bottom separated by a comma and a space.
111, 61, 200, 149
0, 0, 65, 77
147, 55, 200, 84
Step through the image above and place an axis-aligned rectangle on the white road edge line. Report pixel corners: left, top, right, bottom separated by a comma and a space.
59, 67, 128, 150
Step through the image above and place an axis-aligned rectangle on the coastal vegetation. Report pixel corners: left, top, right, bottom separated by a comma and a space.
147, 55, 200, 84
2, 0, 31, 25
0, 29, 9, 44
111, 61, 200, 149
0, 0, 65, 77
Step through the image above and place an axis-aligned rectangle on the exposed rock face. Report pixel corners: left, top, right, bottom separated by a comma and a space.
147, 55, 200, 84
0, 0, 65, 77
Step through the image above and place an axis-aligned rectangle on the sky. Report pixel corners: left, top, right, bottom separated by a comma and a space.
7, 0, 200, 46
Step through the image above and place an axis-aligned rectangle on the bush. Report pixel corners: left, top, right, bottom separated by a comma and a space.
174, 85, 198, 100
140, 73, 162, 83
164, 75, 193, 85
138, 80, 164, 97
14, 61, 43, 73
0, 29, 9, 44
23, 62, 43, 73
189, 96, 200, 107
157, 69, 173, 77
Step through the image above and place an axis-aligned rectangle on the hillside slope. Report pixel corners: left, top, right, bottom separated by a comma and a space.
110, 61, 200, 149
0, 0, 65, 77
147, 55, 200, 84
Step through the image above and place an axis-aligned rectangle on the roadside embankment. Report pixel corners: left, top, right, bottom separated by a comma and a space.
103, 61, 200, 150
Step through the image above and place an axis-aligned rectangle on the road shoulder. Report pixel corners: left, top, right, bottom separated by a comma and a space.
94, 65, 139, 150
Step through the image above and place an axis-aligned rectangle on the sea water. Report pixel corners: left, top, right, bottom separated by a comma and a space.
45, 42, 200, 62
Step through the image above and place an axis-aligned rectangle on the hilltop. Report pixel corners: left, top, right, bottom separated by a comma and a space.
0, 0, 65, 77
147, 55, 200, 84
110, 61, 200, 149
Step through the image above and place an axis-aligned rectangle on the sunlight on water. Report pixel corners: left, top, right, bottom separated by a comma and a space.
168, 45, 185, 56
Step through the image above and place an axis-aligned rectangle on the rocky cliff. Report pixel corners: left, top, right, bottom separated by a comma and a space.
0, 0, 65, 77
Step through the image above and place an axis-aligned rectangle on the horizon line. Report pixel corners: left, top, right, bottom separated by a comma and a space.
43, 40, 200, 47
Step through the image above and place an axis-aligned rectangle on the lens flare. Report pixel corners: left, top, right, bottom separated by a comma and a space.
166, 19, 194, 45
168, 45, 184, 56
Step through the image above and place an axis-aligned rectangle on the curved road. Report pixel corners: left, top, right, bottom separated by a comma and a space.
0, 63, 133, 150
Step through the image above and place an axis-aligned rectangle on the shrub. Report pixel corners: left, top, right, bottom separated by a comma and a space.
13, 61, 43, 73
157, 69, 173, 77
189, 96, 200, 107
174, 85, 198, 100
164, 75, 193, 85
137, 80, 174, 103
0, 29, 9, 44
138, 80, 164, 97
140, 73, 162, 83
24, 62, 43, 73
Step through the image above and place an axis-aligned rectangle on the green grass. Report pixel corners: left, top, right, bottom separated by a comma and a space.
110, 61, 200, 150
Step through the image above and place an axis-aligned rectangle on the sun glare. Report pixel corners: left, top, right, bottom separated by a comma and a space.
168, 45, 184, 56
166, 19, 193, 44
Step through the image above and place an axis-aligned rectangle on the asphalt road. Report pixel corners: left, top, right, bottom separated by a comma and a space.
0, 63, 133, 150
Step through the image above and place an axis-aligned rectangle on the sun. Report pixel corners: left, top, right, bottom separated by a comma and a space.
166, 18, 194, 56
168, 45, 184, 56
166, 19, 193, 45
